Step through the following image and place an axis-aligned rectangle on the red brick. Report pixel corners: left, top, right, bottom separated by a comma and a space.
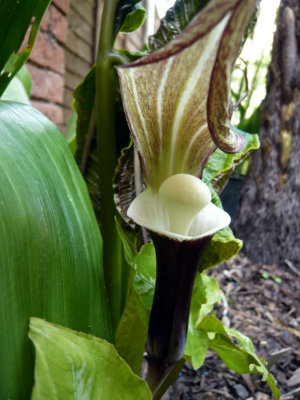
27, 64, 65, 104
66, 31, 92, 62
40, 9, 50, 31
31, 101, 64, 126
29, 32, 65, 75
50, 6, 68, 44
52, 0, 70, 15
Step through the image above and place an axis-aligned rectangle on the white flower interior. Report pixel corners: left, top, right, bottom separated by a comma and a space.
128, 174, 230, 241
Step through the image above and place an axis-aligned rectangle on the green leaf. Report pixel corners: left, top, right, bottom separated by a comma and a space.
0, 0, 50, 95
115, 230, 153, 373
209, 333, 259, 373
204, 128, 260, 194
134, 244, 156, 309
114, 0, 143, 38
191, 273, 221, 327
16, 64, 32, 96
73, 65, 101, 223
200, 226, 242, 271
116, 276, 150, 374
0, 76, 30, 104
0, 63, 32, 104
120, 4, 145, 33
185, 273, 220, 368
149, 0, 210, 51
65, 109, 78, 154
0, 102, 111, 399
29, 318, 152, 400
185, 329, 209, 370
115, 216, 138, 265
199, 315, 280, 399
74, 62, 132, 223
200, 181, 243, 271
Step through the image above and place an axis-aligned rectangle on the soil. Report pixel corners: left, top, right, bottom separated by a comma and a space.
163, 254, 300, 400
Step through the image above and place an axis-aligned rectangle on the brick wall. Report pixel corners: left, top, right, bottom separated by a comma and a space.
27, 0, 145, 133
27, 0, 70, 131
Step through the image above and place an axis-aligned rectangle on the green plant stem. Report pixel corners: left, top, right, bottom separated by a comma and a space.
96, 0, 122, 336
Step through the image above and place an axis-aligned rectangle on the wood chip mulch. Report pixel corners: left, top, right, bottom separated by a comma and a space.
163, 254, 300, 399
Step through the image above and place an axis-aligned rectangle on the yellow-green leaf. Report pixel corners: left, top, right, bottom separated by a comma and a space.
29, 318, 152, 400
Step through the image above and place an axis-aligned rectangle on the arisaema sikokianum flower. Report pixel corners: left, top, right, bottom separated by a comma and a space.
117, 0, 258, 387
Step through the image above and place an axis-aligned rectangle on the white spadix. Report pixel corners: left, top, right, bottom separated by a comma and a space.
158, 174, 211, 235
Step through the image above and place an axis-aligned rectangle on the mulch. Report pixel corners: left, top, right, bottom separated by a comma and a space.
163, 254, 300, 399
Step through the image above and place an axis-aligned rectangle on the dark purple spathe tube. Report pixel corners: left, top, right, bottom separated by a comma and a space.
146, 232, 212, 367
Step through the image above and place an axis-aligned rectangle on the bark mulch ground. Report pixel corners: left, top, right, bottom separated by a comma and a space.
163, 254, 300, 400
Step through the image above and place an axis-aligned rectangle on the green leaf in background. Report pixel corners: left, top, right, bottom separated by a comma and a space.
120, 4, 145, 33
65, 109, 78, 154
115, 226, 153, 373
190, 274, 221, 327
114, 0, 143, 39
133, 244, 156, 310
115, 216, 138, 265
29, 318, 152, 400
0, 76, 30, 104
74, 62, 133, 224
199, 315, 280, 400
0, 0, 50, 95
200, 181, 243, 271
0, 102, 111, 399
73, 65, 101, 223
16, 64, 32, 96
185, 273, 220, 369
115, 277, 149, 374
204, 128, 260, 194
210, 333, 259, 372
200, 226, 242, 271
148, 0, 210, 51
0, 64, 32, 104
115, 219, 156, 310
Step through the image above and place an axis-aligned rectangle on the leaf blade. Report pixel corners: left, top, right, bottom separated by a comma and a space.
0, 101, 111, 398
29, 318, 152, 400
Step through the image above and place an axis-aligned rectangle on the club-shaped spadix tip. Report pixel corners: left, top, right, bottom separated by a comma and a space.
158, 174, 211, 235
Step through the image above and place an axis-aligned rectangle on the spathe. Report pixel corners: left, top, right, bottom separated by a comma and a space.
117, 0, 258, 189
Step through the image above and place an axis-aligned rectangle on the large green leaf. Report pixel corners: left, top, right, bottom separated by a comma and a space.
29, 318, 152, 399
0, 101, 111, 399
0, 0, 50, 95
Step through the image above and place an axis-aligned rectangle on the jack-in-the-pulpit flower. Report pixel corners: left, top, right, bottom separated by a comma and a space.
117, 0, 258, 385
